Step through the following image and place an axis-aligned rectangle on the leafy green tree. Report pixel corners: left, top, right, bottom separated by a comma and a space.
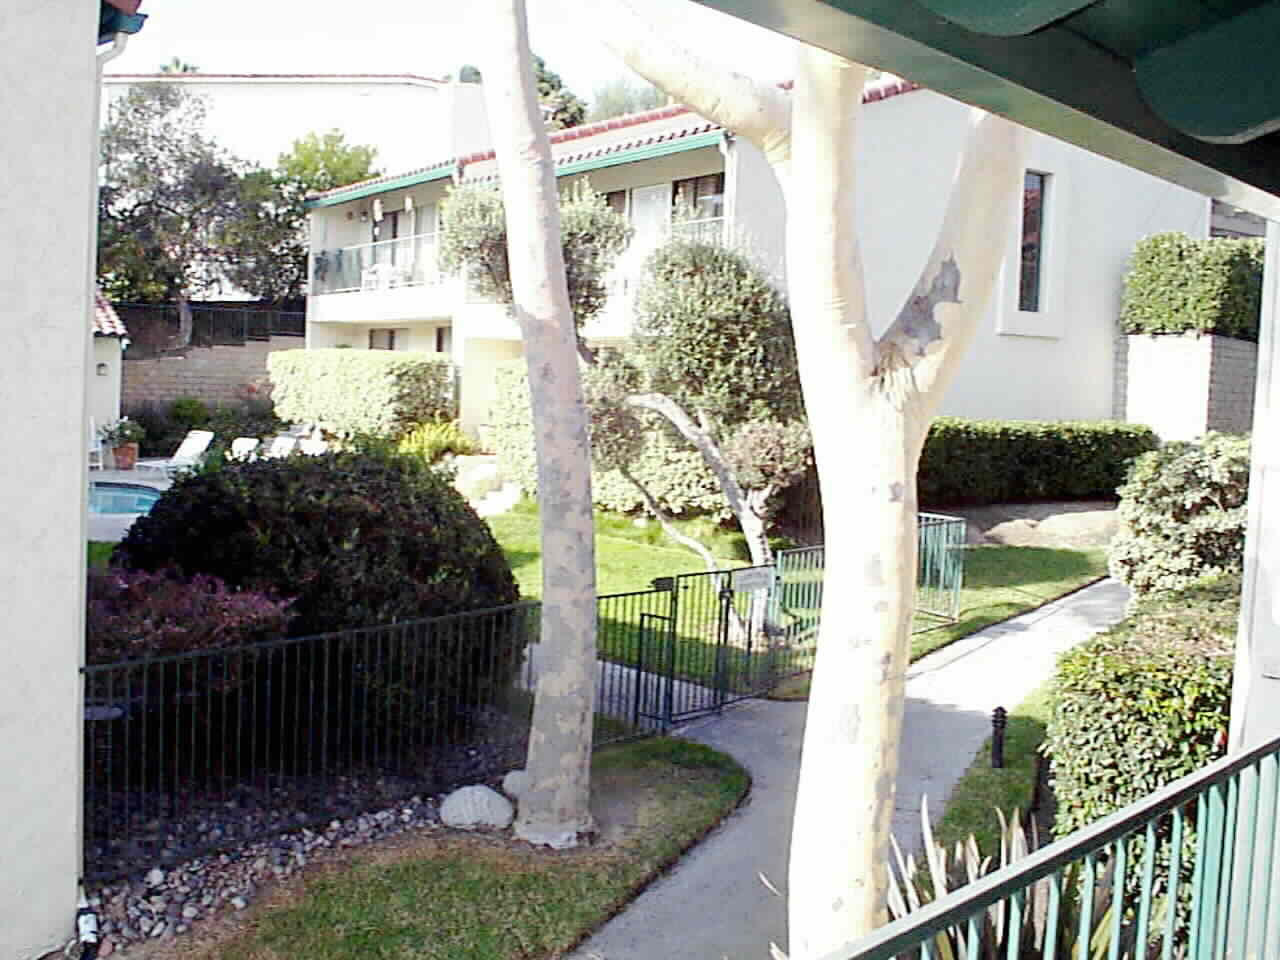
438, 180, 631, 361
98, 83, 246, 334
276, 130, 380, 196
533, 54, 587, 129
221, 168, 307, 303
588, 75, 667, 121
158, 56, 198, 73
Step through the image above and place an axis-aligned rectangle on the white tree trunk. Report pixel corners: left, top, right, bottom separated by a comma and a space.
588, 5, 1025, 951
480, 0, 597, 849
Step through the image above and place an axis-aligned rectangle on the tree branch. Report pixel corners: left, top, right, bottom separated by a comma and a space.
617, 464, 720, 572
876, 111, 1026, 432
785, 47, 878, 384
586, 0, 793, 169
625, 392, 755, 530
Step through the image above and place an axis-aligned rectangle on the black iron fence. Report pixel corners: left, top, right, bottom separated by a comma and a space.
116, 302, 306, 358
83, 524, 964, 881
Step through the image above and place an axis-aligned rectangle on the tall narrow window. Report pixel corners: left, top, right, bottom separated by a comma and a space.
368, 328, 397, 350
1019, 171, 1047, 313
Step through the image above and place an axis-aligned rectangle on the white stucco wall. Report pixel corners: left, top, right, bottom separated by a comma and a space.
89, 336, 123, 431
725, 137, 787, 285
855, 89, 1210, 422
1, 2, 96, 955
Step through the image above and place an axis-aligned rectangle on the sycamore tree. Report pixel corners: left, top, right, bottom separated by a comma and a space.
469, 5, 630, 848
588, 3, 1027, 956
589, 235, 810, 573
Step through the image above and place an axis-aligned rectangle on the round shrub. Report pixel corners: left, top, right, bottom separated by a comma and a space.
113, 453, 525, 764
1109, 432, 1251, 596
114, 451, 519, 636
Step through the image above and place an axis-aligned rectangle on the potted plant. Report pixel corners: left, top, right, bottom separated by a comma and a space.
100, 417, 146, 470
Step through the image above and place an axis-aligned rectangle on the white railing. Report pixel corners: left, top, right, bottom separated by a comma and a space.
311, 233, 441, 295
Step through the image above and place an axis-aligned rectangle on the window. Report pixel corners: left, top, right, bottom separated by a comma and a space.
434, 326, 452, 354
673, 173, 725, 220
368, 328, 397, 350
1019, 171, 1047, 313
604, 190, 628, 217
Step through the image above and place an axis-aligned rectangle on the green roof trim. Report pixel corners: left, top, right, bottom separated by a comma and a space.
304, 163, 458, 209
306, 130, 725, 209
553, 130, 725, 178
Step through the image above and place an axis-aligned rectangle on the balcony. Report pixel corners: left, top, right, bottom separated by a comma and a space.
308, 233, 458, 327
312, 234, 441, 295
831, 731, 1280, 960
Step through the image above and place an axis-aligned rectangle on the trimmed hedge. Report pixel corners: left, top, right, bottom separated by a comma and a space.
1109, 432, 1251, 596
490, 361, 729, 518
1045, 574, 1238, 835
268, 349, 456, 439
917, 418, 1159, 506
1120, 232, 1264, 342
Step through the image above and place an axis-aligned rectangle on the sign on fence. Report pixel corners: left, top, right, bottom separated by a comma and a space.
732, 567, 773, 594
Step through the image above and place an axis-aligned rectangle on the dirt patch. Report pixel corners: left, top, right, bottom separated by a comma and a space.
941, 500, 1118, 550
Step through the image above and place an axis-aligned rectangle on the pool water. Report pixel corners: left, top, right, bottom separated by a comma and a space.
89, 482, 163, 515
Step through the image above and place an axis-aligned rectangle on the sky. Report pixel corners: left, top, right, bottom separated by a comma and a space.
108, 0, 799, 102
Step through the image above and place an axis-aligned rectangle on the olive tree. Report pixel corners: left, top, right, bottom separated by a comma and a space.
438, 179, 631, 364
590, 235, 810, 571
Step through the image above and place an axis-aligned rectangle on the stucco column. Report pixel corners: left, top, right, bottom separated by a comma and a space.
1227, 219, 1280, 957
1230, 218, 1280, 753
0, 2, 96, 955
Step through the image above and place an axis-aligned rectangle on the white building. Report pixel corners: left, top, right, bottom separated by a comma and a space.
101, 73, 491, 175
303, 78, 1214, 435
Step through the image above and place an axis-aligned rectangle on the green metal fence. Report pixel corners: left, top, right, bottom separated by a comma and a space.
775, 512, 967, 637
825, 732, 1280, 960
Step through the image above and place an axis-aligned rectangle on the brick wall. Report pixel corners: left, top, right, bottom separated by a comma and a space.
122, 338, 302, 412
1118, 333, 1256, 440
1206, 335, 1258, 434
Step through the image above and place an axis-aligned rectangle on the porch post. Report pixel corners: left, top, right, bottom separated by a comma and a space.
0, 2, 97, 954
1228, 218, 1280, 956
1229, 218, 1280, 753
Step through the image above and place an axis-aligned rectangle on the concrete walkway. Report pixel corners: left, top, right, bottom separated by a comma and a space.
569, 578, 1131, 960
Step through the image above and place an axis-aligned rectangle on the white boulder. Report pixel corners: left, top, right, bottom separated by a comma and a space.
439, 784, 514, 830
501, 769, 531, 799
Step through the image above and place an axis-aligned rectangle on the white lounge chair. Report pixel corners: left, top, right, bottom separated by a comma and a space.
88, 416, 103, 471
136, 430, 214, 477
298, 437, 328, 456
263, 435, 297, 459
228, 437, 260, 462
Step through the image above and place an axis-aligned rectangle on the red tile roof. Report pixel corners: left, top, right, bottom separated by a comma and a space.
309, 79, 923, 203
103, 72, 448, 84
94, 291, 128, 337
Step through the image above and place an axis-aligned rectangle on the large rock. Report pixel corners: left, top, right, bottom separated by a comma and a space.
439, 785, 514, 830
501, 769, 530, 799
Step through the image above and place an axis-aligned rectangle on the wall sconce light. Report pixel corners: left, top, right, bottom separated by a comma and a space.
96, 362, 109, 377
359, 211, 370, 223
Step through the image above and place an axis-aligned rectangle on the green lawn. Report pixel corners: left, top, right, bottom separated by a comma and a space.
189, 738, 747, 960
88, 541, 114, 568
934, 682, 1053, 856
910, 546, 1107, 660
770, 546, 1108, 699
484, 501, 743, 598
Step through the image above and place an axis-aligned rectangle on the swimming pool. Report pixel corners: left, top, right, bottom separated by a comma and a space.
89, 482, 163, 515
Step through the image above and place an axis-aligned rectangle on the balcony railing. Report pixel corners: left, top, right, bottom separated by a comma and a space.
312, 234, 441, 295
671, 215, 726, 245
827, 730, 1280, 960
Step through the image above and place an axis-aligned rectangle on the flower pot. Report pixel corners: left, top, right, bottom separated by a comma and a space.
112, 442, 139, 470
